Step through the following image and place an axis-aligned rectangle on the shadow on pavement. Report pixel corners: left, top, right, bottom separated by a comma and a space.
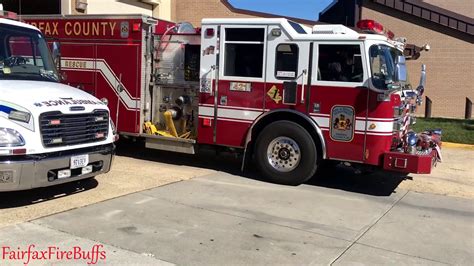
116, 139, 407, 197
0, 178, 98, 209
308, 166, 408, 196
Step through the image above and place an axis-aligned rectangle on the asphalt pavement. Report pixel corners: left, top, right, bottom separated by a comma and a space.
1, 170, 472, 265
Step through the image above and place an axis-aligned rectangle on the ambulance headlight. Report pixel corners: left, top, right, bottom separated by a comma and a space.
8, 110, 31, 123
0, 128, 25, 147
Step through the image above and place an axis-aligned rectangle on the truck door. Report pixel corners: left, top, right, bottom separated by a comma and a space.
309, 42, 368, 162
265, 25, 310, 114
198, 25, 267, 147
96, 44, 141, 134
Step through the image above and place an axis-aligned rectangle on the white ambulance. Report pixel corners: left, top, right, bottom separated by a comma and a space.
0, 9, 116, 191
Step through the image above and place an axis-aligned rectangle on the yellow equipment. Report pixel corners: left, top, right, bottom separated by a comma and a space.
144, 111, 192, 139
163, 110, 178, 137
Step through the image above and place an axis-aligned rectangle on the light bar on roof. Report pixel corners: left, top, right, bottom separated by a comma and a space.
0, 10, 18, 20
356, 19, 395, 40
312, 24, 358, 36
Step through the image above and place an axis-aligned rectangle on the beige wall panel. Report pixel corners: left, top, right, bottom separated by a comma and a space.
362, 6, 474, 118
174, 0, 261, 26
423, 0, 473, 19
86, 0, 153, 16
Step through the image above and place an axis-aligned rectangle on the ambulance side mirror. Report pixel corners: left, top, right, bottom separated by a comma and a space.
52, 41, 67, 82
52, 41, 61, 69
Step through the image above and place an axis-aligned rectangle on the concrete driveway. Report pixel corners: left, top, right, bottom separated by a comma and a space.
1, 168, 473, 265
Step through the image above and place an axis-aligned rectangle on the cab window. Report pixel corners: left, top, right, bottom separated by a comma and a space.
223, 28, 265, 78
275, 44, 299, 80
8, 36, 44, 67
318, 44, 363, 83
369, 45, 402, 90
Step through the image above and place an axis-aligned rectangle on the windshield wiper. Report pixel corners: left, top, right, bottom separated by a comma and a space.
0, 71, 58, 82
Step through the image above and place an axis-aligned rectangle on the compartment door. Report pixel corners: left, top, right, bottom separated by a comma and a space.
96, 44, 141, 134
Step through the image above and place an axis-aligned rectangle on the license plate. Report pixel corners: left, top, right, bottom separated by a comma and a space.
71, 154, 89, 169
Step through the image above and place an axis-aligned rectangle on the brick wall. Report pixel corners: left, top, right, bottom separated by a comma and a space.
362, 2, 474, 118
423, 0, 473, 19
172, 0, 262, 26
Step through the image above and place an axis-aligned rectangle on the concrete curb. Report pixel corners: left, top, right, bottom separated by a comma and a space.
442, 142, 474, 149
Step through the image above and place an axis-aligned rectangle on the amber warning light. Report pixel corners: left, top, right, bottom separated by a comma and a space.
356, 19, 395, 39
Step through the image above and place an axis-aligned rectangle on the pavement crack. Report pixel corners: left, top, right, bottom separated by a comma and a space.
329, 190, 409, 265
356, 242, 450, 265
139, 192, 354, 244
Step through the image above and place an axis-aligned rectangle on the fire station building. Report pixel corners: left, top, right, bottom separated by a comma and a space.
319, 0, 473, 118
1, 0, 471, 118
0, 0, 316, 26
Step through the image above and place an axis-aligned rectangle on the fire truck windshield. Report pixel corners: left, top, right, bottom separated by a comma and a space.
0, 24, 59, 83
369, 44, 404, 90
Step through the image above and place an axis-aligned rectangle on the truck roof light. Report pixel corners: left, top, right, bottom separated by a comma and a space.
387, 30, 395, 40
357, 19, 384, 34
357, 19, 395, 39
0, 10, 18, 20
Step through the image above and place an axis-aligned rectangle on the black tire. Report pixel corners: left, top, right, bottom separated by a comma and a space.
255, 121, 319, 185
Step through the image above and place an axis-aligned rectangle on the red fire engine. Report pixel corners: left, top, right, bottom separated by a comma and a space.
24, 15, 441, 185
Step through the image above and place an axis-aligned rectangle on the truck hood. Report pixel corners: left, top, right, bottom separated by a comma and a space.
0, 80, 105, 113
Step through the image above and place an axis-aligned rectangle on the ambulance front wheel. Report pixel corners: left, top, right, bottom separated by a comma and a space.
255, 121, 319, 185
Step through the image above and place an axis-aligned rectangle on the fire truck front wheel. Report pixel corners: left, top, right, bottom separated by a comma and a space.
255, 121, 319, 185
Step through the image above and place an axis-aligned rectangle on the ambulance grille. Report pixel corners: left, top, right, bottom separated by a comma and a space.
39, 110, 109, 148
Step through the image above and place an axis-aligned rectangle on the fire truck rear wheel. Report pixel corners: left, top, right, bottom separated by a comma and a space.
255, 121, 318, 185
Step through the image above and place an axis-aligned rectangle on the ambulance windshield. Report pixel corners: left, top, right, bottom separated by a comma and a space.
369, 45, 403, 90
0, 23, 59, 82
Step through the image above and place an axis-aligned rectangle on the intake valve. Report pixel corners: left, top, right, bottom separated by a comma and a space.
166, 106, 183, 120
175, 95, 191, 106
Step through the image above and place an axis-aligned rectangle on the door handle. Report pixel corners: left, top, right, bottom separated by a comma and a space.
210, 65, 216, 96
301, 69, 307, 104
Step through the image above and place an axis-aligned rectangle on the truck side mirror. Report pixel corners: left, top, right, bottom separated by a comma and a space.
395, 55, 407, 83
417, 64, 426, 97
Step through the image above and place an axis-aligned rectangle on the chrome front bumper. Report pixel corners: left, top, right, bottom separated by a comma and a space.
0, 144, 115, 192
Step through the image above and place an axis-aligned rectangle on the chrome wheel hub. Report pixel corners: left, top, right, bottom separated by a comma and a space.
267, 136, 301, 172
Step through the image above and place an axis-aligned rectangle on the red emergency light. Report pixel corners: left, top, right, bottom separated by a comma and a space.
356, 19, 395, 40
0, 10, 18, 20
357, 20, 384, 34
387, 30, 395, 40
132, 22, 141, 32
